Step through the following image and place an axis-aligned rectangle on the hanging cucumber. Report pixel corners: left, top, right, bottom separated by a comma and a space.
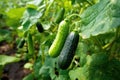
49, 20, 69, 57
58, 31, 79, 69
27, 33, 34, 56
17, 38, 25, 48
36, 22, 44, 33
54, 8, 65, 24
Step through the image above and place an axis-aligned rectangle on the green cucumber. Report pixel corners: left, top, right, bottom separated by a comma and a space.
58, 31, 79, 69
49, 20, 69, 57
27, 33, 34, 56
36, 22, 44, 33
54, 8, 65, 24
17, 38, 25, 48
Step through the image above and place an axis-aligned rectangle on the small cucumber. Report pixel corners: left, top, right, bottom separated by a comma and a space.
49, 20, 69, 57
58, 31, 79, 69
27, 33, 34, 55
17, 38, 25, 48
54, 8, 65, 24
36, 22, 44, 33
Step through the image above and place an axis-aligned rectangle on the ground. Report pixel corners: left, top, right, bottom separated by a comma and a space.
0, 41, 31, 80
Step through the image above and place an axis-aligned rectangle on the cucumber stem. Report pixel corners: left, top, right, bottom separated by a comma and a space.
65, 14, 81, 32
102, 26, 120, 50
44, 0, 54, 18
65, 14, 81, 21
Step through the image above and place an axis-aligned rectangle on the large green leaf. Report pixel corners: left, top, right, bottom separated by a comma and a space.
69, 52, 120, 80
6, 7, 25, 19
21, 8, 43, 31
80, 0, 120, 38
6, 7, 25, 28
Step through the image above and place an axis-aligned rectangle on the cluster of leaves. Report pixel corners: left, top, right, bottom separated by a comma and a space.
0, 0, 120, 80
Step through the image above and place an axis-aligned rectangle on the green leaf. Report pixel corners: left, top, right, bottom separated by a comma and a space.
86, 53, 109, 66
69, 53, 120, 80
33, 57, 42, 79
69, 66, 88, 80
23, 73, 34, 80
75, 42, 88, 66
6, 7, 25, 19
56, 70, 70, 80
0, 29, 12, 42
33, 55, 56, 80
80, 0, 120, 38
21, 8, 43, 31
39, 66, 49, 75
24, 63, 33, 70
0, 55, 20, 66
27, 0, 43, 6
6, 7, 25, 28
39, 65, 51, 80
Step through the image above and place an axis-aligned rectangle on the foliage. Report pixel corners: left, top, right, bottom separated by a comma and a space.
0, 0, 120, 80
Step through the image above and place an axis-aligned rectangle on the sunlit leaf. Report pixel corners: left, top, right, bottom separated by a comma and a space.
6, 7, 25, 28
0, 55, 20, 66
80, 0, 120, 38
6, 8, 25, 19
21, 8, 43, 31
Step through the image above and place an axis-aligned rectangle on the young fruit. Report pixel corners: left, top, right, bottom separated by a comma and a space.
36, 22, 44, 33
54, 8, 65, 24
17, 38, 25, 48
58, 31, 79, 69
49, 20, 69, 57
27, 33, 34, 55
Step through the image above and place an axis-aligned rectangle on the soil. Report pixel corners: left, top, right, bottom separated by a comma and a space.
1, 61, 31, 80
0, 41, 31, 80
